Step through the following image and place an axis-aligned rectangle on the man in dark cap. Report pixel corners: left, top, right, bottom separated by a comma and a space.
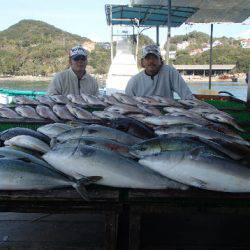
47, 45, 99, 96
125, 44, 193, 99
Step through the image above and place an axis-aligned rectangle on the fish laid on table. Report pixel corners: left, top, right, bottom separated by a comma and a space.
15, 105, 42, 120
133, 96, 161, 106
102, 95, 121, 105
0, 107, 22, 119
130, 135, 229, 159
43, 145, 188, 190
105, 104, 142, 115
54, 124, 143, 146
67, 94, 88, 106
0, 146, 51, 168
203, 113, 244, 132
50, 95, 69, 104
0, 127, 50, 144
36, 105, 60, 122
139, 149, 250, 192
36, 95, 55, 108
151, 96, 182, 107
0, 158, 100, 200
4, 135, 50, 154
37, 123, 73, 138
137, 104, 162, 116
92, 111, 125, 120
12, 96, 39, 105
81, 93, 107, 107
52, 104, 75, 120
53, 137, 132, 158
110, 117, 155, 139
66, 103, 100, 121
155, 125, 250, 147
112, 93, 139, 106
142, 114, 209, 127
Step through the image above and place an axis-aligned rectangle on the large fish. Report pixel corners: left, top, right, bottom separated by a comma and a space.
155, 125, 250, 147
130, 135, 228, 159
43, 145, 188, 190
37, 123, 73, 138
15, 106, 41, 120
0, 127, 50, 144
0, 158, 99, 200
143, 114, 209, 126
5, 135, 50, 154
0, 146, 51, 168
54, 124, 142, 145
110, 117, 155, 139
53, 137, 132, 158
139, 149, 250, 192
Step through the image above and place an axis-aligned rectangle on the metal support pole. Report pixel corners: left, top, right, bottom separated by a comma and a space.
135, 19, 140, 64
165, 0, 171, 64
110, 24, 113, 62
247, 71, 250, 108
208, 23, 213, 90
156, 26, 159, 46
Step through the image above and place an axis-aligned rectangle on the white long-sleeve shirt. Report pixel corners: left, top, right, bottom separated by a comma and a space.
125, 65, 193, 99
47, 68, 99, 96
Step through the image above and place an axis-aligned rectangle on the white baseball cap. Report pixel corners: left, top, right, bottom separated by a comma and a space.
141, 44, 161, 59
69, 45, 88, 59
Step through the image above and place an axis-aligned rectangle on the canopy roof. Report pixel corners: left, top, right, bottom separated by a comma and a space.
105, 4, 198, 27
131, 0, 250, 23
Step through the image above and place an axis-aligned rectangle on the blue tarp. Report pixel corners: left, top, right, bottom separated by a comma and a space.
105, 4, 198, 27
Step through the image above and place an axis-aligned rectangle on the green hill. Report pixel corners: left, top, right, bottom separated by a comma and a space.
0, 20, 101, 76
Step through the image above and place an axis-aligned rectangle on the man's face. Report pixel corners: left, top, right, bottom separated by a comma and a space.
142, 54, 162, 76
70, 56, 87, 73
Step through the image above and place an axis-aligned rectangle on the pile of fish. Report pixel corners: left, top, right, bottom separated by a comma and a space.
0, 92, 249, 200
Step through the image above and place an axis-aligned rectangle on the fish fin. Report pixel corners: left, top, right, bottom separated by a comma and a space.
190, 177, 207, 189
50, 137, 57, 148
73, 179, 90, 201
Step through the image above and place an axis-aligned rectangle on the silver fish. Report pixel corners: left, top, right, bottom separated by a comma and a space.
12, 96, 39, 105
36, 95, 55, 108
4, 135, 50, 154
155, 125, 250, 147
81, 93, 107, 106
105, 104, 142, 115
50, 95, 69, 104
37, 123, 73, 139
15, 106, 41, 120
139, 149, 250, 192
43, 145, 188, 190
66, 103, 99, 120
67, 94, 88, 106
92, 111, 125, 120
0, 107, 22, 119
112, 93, 139, 106
0, 158, 99, 200
36, 105, 60, 122
52, 104, 75, 120
133, 96, 160, 106
137, 104, 162, 116
55, 124, 142, 146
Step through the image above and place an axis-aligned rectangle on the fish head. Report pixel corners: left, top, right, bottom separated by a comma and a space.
129, 142, 161, 158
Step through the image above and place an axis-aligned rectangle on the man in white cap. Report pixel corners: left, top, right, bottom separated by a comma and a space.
125, 44, 193, 99
47, 45, 99, 96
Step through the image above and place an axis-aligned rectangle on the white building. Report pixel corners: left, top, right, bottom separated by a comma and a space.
240, 39, 250, 48
177, 41, 190, 50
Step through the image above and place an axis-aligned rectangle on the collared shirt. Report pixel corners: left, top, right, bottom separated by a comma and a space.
125, 65, 193, 99
47, 68, 99, 96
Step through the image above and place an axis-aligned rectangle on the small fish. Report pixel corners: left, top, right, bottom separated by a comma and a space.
52, 105, 75, 120
50, 95, 69, 104
105, 104, 142, 115
12, 96, 39, 105
15, 106, 42, 120
36, 95, 55, 108
92, 111, 125, 120
36, 105, 60, 122
137, 104, 162, 116
112, 93, 139, 106
81, 93, 107, 106
133, 96, 160, 106
67, 94, 88, 106
0, 107, 22, 119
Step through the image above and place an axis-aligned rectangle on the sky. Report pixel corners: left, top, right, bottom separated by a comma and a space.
0, 0, 249, 47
